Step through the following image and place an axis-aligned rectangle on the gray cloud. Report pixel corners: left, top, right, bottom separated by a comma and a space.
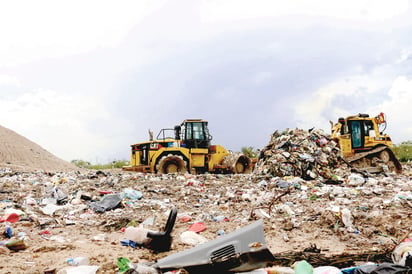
2, 2, 412, 161
104, 17, 412, 151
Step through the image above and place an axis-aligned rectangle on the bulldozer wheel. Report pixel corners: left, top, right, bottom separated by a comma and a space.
379, 150, 391, 163
156, 155, 187, 174
234, 155, 252, 174
235, 162, 245, 173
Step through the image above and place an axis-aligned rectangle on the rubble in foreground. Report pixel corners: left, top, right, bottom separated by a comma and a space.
0, 163, 411, 273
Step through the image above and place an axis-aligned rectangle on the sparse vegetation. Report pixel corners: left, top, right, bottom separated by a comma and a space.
71, 159, 129, 170
393, 141, 412, 162
70, 159, 91, 168
241, 146, 259, 158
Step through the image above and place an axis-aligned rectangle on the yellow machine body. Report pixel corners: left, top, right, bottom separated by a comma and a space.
331, 113, 402, 173
124, 119, 252, 174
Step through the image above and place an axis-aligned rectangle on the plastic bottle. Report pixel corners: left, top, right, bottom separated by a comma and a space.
67, 256, 89, 266
124, 226, 149, 243
340, 208, 354, 232
213, 215, 226, 222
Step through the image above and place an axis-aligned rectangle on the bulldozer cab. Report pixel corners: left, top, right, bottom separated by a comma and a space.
347, 119, 374, 149
332, 114, 388, 151
346, 114, 391, 151
177, 119, 212, 149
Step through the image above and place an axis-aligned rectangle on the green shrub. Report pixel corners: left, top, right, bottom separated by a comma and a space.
71, 159, 129, 170
71, 159, 91, 168
393, 141, 412, 162
241, 146, 259, 158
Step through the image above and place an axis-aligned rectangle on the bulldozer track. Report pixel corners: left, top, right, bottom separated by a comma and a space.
346, 146, 402, 173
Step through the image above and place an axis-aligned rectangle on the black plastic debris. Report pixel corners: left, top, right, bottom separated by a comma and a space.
89, 193, 122, 213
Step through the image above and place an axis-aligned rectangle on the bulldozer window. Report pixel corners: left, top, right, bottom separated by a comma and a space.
363, 121, 374, 136
184, 124, 191, 140
192, 122, 204, 140
184, 122, 205, 140
181, 121, 211, 149
350, 121, 363, 148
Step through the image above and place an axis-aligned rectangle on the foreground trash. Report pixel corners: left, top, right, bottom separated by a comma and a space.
0, 212, 19, 223
391, 239, 412, 267
5, 238, 27, 251
121, 207, 177, 253
118, 219, 275, 273
0, 164, 411, 272
89, 193, 122, 212
152, 219, 275, 273
118, 228, 412, 273
56, 265, 99, 274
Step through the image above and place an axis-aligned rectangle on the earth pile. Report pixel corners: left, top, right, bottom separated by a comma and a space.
0, 124, 77, 172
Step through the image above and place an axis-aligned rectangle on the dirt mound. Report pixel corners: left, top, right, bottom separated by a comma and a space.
0, 124, 78, 172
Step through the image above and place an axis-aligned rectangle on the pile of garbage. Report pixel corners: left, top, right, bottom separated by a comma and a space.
254, 128, 350, 180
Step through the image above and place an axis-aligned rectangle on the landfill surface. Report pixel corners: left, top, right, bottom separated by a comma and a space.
0, 126, 412, 273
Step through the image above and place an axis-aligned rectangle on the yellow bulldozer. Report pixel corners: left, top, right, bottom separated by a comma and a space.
123, 119, 253, 174
330, 112, 402, 173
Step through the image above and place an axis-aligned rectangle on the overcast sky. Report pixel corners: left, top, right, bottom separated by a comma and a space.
1, 0, 412, 163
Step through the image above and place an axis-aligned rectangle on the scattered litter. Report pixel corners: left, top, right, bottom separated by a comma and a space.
392, 240, 412, 267
89, 193, 122, 213
123, 226, 150, 243
0, 139, 411, 272
188, 222, 206, 233
180, 230, 208, 246
67, 256, 89, 266
56, 265, 99, 274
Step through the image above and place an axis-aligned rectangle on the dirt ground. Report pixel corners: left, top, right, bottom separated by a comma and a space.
0, 124, 411, 273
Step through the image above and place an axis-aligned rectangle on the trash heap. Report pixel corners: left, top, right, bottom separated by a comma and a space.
254, 128, 350, 180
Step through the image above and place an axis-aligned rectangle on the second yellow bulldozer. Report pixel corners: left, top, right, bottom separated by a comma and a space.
123, 119, 253, 174
330, 112, 402, 173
